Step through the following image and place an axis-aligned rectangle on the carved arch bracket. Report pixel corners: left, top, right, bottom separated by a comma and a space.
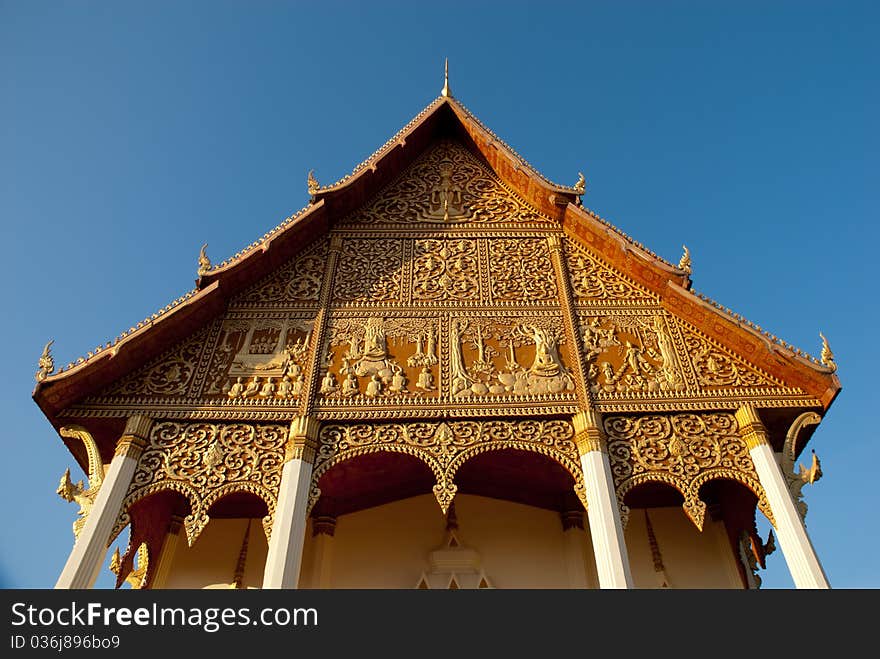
308, 419, 586, 515
111, 422, 287, 546
604, 412, 774, 530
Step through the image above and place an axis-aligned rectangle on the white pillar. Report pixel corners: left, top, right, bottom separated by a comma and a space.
310, 515, 336, 589
150, 515, 184, 590
574, 410, 634, 589
735, 405, 830, 589
560, 510, 590, 588
262, 416, 319, 589
55, 415, 153, 589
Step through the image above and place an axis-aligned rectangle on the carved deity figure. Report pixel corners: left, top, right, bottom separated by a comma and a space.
320, 370, 339, 395
277, 377, 293, 398
449, 319, 475, 396
417, 366, 436, 391
291, 376, 304, 397
429, 161, 465, 220
228, 377, 245, 399
356, 318, 389, 377
365, 374, 383, 398
389, 364, 408, 393
342, 372, 359, 397
242, 376, 260, 398
259, 377, 275, 397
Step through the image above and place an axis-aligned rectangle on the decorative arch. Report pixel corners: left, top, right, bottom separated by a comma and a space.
605, 412, 771, 531
309, 419, 584, 515
114, 421, 288, 547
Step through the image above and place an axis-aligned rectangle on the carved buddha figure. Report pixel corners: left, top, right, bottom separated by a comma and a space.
355, 318, 389, 377
428, 161, 466, 220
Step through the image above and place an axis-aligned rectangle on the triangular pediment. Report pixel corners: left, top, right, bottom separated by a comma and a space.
38, 93, 838, 426
338, 139, 556, 228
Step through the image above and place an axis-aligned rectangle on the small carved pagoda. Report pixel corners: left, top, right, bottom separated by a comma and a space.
36, 67, 840, 589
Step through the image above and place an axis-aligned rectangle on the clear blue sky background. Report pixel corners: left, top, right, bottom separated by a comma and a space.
1, 1, 877, 589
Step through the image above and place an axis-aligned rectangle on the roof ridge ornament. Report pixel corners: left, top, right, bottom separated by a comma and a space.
197, 243, 212, 277
307, 169, 320, 198
574, 172, 586, 196
441, 58, 451, 98
819, 332, 837, 372
678, 245, 692, 275
35, 339, 54, 382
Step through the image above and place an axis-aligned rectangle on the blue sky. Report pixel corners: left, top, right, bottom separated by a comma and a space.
1, 1, 877, 589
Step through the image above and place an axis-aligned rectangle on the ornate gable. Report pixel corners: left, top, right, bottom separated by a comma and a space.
45, 94, 836, 429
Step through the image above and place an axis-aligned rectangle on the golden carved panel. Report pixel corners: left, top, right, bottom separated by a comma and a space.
341, 140, 554, 227
448, 314, 575, 398
309, 419, 585, 515
677, 319, 783, 389
603, 413, 773, 530
203, 314, 314, 401
102, 326, 212, 398
231, 238, 327, 307
580, 312, 690, 395
563, 236, 658, 305
488, 238, 557, 303
320, 315, 441, 402
316, 312, 578, 409
112, 421, 288, 545
332, 238, 403, 304
411, 238, 479, 302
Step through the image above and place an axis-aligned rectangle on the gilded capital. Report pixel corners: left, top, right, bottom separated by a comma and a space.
123, 414, 154, 442
114, 434, 148, 460
572, 409, 607, 455
547, 234, 564, 252
285, 415, 320, 464
734, 405, 770, 451
328, 235, 345, 253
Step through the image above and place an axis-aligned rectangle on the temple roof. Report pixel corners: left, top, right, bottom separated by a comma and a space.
32, 89, 840, 426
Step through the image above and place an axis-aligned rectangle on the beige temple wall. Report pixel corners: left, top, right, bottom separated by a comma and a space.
163, 518, 268, 589
156, 500, 743, 589
624, 507, 744, 589
299, 493, 596, 589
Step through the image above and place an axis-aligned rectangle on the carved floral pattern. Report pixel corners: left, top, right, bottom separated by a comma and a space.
109, 327, 210, 397
309, 419, 584, 515
412, 239, 479, 302
604, 413, 773, 530
564, 237, 657, 304
489, 238, 557, 302
112, 422, 288, 545
232, 238, 328, 306
681, 326, 780, 388
333, 238, 403, 303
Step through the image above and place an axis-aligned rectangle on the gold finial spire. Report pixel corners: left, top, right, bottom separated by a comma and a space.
307, 169, 320, 196
819, 332, 836, 372
197, 243, 211, 276
35, 339, 54, 382
441, 58, 451, 98
678, 245, 692, 274
573, 172, 586, 195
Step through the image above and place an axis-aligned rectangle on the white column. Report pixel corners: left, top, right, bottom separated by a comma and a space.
310, 515, 336, 589
262, 416, 319, 589
574, 410, 634, 589
55, 415, 153, 589
735, 405, 830, 589
150, 515, 184, 590
560, 510, 590, 588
